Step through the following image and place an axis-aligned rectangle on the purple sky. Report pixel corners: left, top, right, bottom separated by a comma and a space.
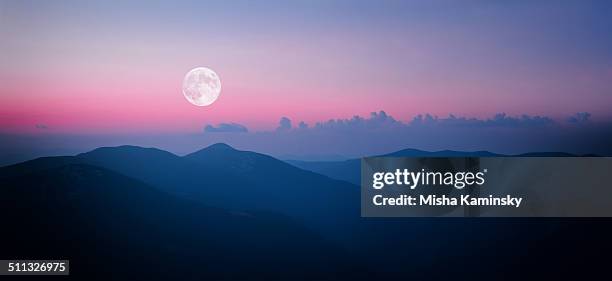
1, 0, 612, 163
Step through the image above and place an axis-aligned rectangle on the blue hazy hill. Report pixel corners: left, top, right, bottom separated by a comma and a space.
0, 163, 364, 280
0, 144, 612, 280
1, 144, 609, 279
2, 143, 361, 242
183, 143, 359, 226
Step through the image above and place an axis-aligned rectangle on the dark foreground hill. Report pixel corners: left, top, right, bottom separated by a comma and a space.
76, 143, 361, 241
0, 164, 364, 280
0, 144, 360, 241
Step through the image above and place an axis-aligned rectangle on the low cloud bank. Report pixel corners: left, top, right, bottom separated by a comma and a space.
204, 123, 248, 133
293, 111, 560, 132
229, 111, 612, 158
2, 111, 611, 166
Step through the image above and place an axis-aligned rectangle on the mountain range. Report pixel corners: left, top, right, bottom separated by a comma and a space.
0, 149, 364, 280
1, 144, 608, 280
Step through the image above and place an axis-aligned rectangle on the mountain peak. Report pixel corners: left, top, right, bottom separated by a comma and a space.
78, 145, 178, 159
206, 143, 236, 151
185, 143, 238, 159
85, 145, 146, 153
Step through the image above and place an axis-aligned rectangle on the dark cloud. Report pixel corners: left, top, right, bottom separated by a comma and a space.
35, 124, 48, 129
234, 111, 612, 157
3, 111, 611, 167
409, 113, 555, 128
306, 111, 557, 132
311, 111, 404, 132
276, 117, 292, 132
567, 112, 591, 123
204, 122, 248, 133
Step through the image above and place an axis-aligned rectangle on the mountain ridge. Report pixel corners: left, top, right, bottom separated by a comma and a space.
1, 143, 361, 244
0, 162, 363, 280
1, 143, 609, 279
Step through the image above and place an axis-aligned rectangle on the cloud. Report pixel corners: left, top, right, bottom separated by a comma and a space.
35, 124, 48, 129
2, 111, 611, 167
226, 111, 611, 157
204, 122, 248, 133
310, 111, 404, 132
276, 117, 292, 131
305, 111, 557, 133
408, 113, 555, 128
567, 112, 591, 123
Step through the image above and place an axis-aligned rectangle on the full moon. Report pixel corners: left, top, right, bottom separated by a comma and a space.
182, 67, 221, 106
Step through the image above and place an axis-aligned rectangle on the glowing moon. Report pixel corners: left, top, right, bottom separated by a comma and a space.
182, 67, 221, 106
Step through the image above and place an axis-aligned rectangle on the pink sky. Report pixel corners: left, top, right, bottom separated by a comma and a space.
1, 1, 612, 134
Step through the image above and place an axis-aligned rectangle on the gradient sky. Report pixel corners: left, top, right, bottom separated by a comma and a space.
1, 0, 612, 135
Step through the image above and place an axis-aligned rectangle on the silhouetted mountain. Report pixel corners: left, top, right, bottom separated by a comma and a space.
1, 145, 610, 279
0, 155, 79, 178
76, 145, 196, 196
184, 143, 362, 240
3, 144, 361, 243
516, 152, 597, 157
278, 153, 349, 162
287, 148, 587, 185
0, 163, 364, 280
286, 159, 361, 186
383, 148, 503, 157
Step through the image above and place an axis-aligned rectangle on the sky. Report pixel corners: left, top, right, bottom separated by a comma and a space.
1, 0, 612, 163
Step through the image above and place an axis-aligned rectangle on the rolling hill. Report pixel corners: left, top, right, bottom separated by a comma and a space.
0, 163, 364, 280
1, 144, 361, 242
2, 144, 609, 279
